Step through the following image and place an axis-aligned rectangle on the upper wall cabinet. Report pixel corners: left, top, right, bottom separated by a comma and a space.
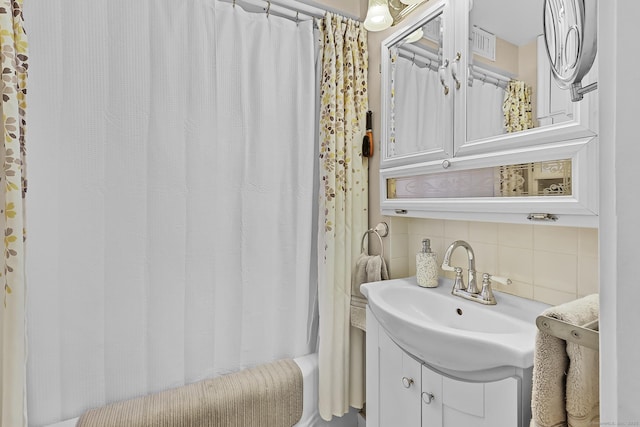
379, 0, 598, 226
381, 0, 598, 168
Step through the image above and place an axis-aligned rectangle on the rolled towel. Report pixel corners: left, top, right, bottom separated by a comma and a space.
530, 294, 599, 427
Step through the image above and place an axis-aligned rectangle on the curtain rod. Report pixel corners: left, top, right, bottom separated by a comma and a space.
218, 0, 359, 23
397, 51, 439, 72
398, 43, 440, 62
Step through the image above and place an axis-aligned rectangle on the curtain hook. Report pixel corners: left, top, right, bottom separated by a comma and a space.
266, 1, 271, 17
412, 53, 416, 66
233, 0, 236, 7
296, 11, 299, 26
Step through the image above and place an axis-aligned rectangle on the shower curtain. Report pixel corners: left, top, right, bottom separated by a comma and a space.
24, 1, 317, 425
316, 14, 368, 421
391, 53, 443, 156
0, 1, 28, 426
467, 80, 505, 140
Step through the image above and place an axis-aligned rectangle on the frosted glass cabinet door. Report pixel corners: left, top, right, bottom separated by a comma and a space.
378, 331, 422, 426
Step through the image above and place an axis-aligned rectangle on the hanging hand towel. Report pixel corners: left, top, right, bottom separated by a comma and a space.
350, 252, 389, 331
530, 294, 599, 427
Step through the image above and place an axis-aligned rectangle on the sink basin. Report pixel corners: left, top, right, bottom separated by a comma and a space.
361, 277, 549, 374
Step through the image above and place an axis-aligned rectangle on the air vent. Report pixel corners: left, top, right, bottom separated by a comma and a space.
471, 26, 496, 61
421, 18, 442, 44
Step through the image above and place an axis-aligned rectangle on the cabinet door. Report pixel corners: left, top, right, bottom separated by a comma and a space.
421, 364, 443, 426
380, 136, 598, 227
421, 364, 520, 427
380, 0, 454, 168
378, 330, 422, 426
453, 0, 597, 158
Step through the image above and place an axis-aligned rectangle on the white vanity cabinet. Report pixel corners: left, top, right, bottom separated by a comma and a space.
421, 365, 520, 427
378, 0, 599, 227
366, 306, 531, 427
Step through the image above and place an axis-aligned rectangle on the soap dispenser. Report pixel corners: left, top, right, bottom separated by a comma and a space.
416, 238, 438, 288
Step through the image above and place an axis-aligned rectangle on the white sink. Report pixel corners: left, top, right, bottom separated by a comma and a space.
361, 277, 549, 374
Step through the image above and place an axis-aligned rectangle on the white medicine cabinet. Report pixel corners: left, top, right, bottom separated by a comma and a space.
379, 0, 598, 227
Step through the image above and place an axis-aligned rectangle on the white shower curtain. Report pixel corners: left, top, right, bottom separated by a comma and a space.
392, 54, 443, 156
466, 80, 506, 140
24, 1, 317, 425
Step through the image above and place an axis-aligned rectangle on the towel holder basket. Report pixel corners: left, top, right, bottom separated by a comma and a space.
360, 222, 388, 257
536, 315, 599, 350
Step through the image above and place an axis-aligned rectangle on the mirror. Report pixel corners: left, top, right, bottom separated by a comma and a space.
384, 0, 597, 163
387, 158, 572, 199
468, 0, 555, 141
388, 12, 446, 158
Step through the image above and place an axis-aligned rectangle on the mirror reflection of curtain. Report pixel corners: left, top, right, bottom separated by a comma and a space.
25, 1, 317, 425
392, 55, 442, 156
503, 80, 534, 133
467, 81, 505, 140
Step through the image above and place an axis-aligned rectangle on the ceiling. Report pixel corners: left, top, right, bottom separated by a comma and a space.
470, 0, 544, 46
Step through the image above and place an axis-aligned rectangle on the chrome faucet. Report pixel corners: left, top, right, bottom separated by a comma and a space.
441, 240, 511, 305
442, 240, 478, 294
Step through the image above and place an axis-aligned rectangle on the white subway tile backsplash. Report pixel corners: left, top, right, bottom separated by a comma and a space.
533, 286, 578, 306
390, 256, 409, 279
534, 225, 579, 254
578, 255, 599, 296
444, 220, 469, 241
498, 223, 533, 249
578, 228, 599, 258
498, 246, 534, 284
469, 242, 498, 276
412, 218, 444, 238
390, 217, 409, 234
389, 218, 599, 305
469, 222, 498, 245
494, 280, 534, 300
390, 233, 408, 259
533, 251, 578, 294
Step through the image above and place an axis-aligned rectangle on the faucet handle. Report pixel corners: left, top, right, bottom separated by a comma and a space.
479, 273, 511, 304
480, 273, 496, 304
441, 263, 456, 272
488, 275, 512, 286
452, 267, 465, 291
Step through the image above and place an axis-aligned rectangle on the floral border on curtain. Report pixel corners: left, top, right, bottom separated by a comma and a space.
0, 0, 28, 425
316, 13, 368, 421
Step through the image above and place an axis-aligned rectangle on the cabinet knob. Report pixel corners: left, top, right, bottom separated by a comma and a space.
442, 159, 451, 169
422, 392, 435, 404
401, 377, 414, 388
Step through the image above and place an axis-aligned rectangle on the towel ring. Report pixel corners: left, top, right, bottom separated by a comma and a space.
360, 223, 388, 258
361, 230, 384, 258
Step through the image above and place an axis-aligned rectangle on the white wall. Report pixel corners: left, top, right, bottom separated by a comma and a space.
599, 1, 640, 423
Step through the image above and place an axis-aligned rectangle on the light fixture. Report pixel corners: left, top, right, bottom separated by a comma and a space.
404, 27, 423, 43
388, 0, 428, 27
400, 0, 423, 5
364, 0, 393, 32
